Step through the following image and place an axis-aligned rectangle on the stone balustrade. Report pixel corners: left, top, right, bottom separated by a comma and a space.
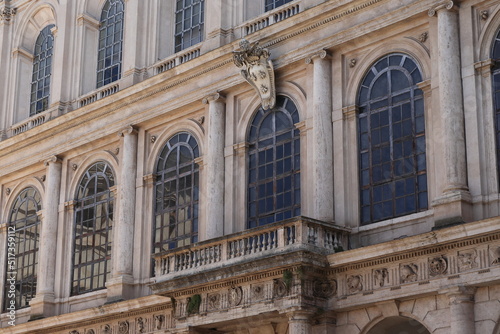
153, 217, 349, 279
77, 83, 120, 108
8, 106, 60, 137
238, 1, 301, 37
154, 47, 201, 75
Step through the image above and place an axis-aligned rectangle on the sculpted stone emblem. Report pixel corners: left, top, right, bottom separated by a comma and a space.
429, 256, 448, 276
154, 315, 165, 330
102, 325, 111, 334
458, 250, 477, 272
490, 246, 500, 265
0, 6, 17, 22
233, 39, 276, 110
118, 321, 129, 334
400, 264, 418, 283
85, 330, 95, 334
252, 284, 265, 300
208, 293, 221, 310
136, 317, 145, 333
313, 279, 337, 297
228, 286, 243, 306
346, 275, 363, 294
273, 279, 288, 298
374, 268, 389, 288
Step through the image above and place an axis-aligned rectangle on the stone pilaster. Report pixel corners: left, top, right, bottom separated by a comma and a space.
305, 50, 334, 222
202, 93, 226, 239
441, 285, 476, 334
30, 155, 62, 318
429, 1, 472, 226
287, 310, 313, 334
107, 125, 138, 302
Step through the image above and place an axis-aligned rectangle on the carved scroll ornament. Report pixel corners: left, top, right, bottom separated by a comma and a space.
233, 39, 276, 110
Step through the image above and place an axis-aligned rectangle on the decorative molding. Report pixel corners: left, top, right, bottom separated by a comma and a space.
428, 1, 455, 16
117, 320, 129, 334
347, 275, 363, 294
202, 92, 226, 105
480, 10, 489, 20
373, 268, 388, 288
349, 58, 357, 68
474, 59, 494, 78
76, 14, 99, 29
228, 286, 243, 306
458, 249, 478, 272
12, 47, 33, 60
400, 263, 418, 283
150, 135, 157, 143
6, 187, 11, 195
72, 163, 78, 171
233, 39, 276, 110
154, 314, 165, 330
429, 255, 448, 276
43, 155, 62, 166
342, 105, 358, 121
0, 6, 16, 23
304, 49, 329, 64
418, 32, 428, 43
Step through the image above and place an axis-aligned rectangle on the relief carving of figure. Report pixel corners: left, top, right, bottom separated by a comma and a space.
233, 39, 276, 110
154, 315, 165, 330
136, 317, 145, 333
400, 264, 418, 283
374, 268, 389, 288
491, 246, 500, 265
458, 250, 477, 271
347, 275, 363, 294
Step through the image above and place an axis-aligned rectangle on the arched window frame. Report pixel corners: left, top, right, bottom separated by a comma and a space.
247, 95, 301, 228
265, 0, 294, 12
3, 187, 42, 311
30, 25, 55, 116
71, 162, 115, 296
174, 0, 205, 52
491, 28, 500, 188
153, 132, 200, 253
96, 0, 124, 88
357, 53, 427, 225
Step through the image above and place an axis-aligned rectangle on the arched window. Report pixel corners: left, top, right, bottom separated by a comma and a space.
154, 132, 200, 252
491, 29, 500, 187
3, 187, 42, 311
72, 162, 115, 295
358, 54, 427, 224
247, 95, 301, 228
265, 0, 294, 11
30, 25, 55, 116
174, 0, 204, 52
96, 0, 124, 88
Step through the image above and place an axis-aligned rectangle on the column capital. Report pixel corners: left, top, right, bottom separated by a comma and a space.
428, 0, 457, 16
305, 49, 331, 64
440, 285, 476, 304
118, 125, 138, 137
43, 155, 62, 166
202, 92, 226, 104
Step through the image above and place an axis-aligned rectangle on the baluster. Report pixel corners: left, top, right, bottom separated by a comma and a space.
252, 236, 257, 253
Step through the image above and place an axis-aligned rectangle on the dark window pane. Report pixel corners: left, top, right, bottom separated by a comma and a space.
30, 25, 55, 116
175, 0, 205, 52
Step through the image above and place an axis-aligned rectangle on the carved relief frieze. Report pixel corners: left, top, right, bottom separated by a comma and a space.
400, 263, 418, 283
490, 245, 500, 265
233, 39, 276, 110
458, 249, 478, 272
429, 256, 448, 276
102, 324, 112, 334
136, 317, 145, 333
207, 293, 221, 311
228, 286, 243, 306
118, 320, 129, 334
154, 314, 165, 330
251, 284, 265, 301
346, 275, 363, 294
312, 279, 337, 298
273, 279, 288, 298
373, 268, 389, 288
85, 330, 95, 334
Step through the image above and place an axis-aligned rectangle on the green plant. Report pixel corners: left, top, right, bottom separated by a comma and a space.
283, 269, 293, 289
186, 294, 201, 315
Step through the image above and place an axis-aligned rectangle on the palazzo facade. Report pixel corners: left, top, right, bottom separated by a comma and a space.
0, 0, 500, 333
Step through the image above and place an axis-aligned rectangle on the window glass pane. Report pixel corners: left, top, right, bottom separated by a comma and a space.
30, 25, 55, 116
175, 0, 204, 52
358, 54, 427, 224
3, 188, 42, 311
96, 0, 124, 88
247, 97, 301, 228
72, 162, 114, 295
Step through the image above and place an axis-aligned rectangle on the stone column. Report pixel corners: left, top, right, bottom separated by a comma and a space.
30, 156, 62, 318
305, 50, 334, 222
107, 125, 138, 302
429, 1, 468, 193
202, 93, 226, 239
287, 311, 313, 334
442, 286, 476, 334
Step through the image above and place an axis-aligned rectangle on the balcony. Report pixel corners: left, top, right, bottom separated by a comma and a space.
151, 217, 349, 294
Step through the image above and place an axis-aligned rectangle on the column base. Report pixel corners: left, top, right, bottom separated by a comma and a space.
105, 275, 135, 303
431, 190, 472, 229
29, 293, 56, 319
